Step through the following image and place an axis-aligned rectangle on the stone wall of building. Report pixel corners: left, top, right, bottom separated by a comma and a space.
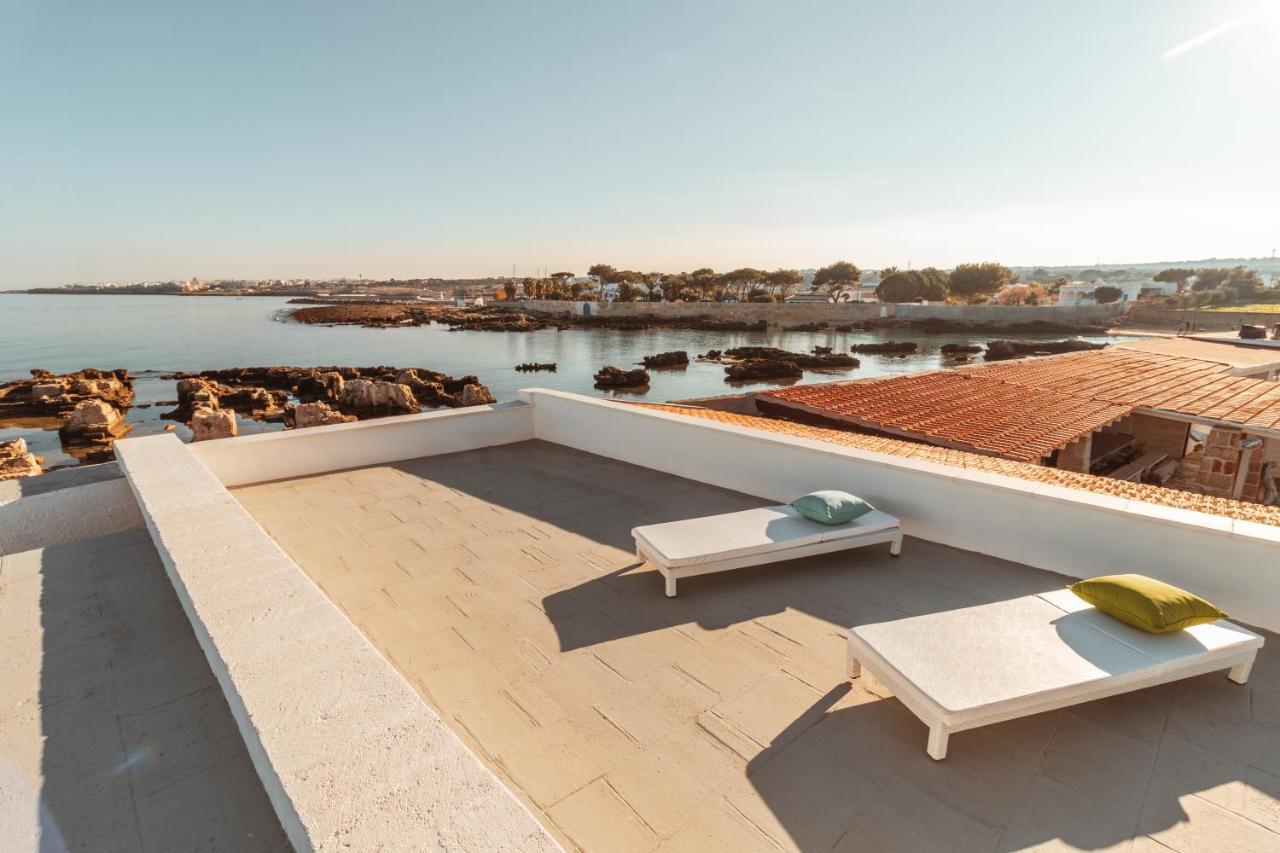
1199, 427, 1243, 498
1126, 413, 1192, 460
1125, 304, 1280, 332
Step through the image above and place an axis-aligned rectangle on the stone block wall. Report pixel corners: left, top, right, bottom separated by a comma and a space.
1127, 413, 1192, 460
1198, 427, 1242, 498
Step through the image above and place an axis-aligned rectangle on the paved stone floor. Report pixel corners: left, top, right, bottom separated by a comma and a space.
236, 440, 1280, 853
0, 529, 290, 853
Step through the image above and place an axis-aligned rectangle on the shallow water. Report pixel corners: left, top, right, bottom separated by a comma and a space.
0, 293, 1128, 470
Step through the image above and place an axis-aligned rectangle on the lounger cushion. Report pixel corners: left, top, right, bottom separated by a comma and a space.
1068, 574, 1226, 633
790, 490, 874, 525
633, 505, 898, 569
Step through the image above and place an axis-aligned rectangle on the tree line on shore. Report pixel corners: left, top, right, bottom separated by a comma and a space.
507, 261, 1022, 304
503, 261, 1276, 308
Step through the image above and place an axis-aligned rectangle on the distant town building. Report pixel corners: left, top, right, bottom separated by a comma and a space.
1056, 279, 1177, 305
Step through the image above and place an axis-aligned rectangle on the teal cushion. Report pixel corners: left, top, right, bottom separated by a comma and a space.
789, 490, 874, 525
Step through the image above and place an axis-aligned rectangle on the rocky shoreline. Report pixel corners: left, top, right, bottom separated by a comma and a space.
288, 302, 1114, 336
0, 365, 496, 480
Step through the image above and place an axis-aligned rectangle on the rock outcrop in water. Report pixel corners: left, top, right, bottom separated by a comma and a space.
722, 347, 858, 369
983, 338, 1107, 361
594, 366, 650, 388
0, 438, 42, 480
164, 377, 288, 423
284, 401, 358, 429
725, 359, 802, 381
59, 399, 131, 446
191, 406, 237, 441
849, 341, 918, 355
339, 380, 420, 416
641, 351, 689, 368
0, 368, 134, 416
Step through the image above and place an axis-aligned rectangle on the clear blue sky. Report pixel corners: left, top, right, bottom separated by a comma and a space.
3, 0, 1277, 286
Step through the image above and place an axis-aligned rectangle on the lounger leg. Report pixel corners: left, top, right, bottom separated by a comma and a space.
927, 723, 949, 761
1229, 656, 1255, 685
890, 534, 903, 557
846, 644, 861, 679
664, 573, 677, 598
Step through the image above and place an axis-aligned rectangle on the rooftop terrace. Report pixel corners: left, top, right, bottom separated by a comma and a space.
5, 389, 1280, 851
234, 441, 1280, 852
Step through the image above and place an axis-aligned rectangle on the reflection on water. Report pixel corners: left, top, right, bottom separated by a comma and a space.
0, 294, 1130, 470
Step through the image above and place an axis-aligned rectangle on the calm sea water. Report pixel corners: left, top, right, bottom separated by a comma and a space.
0, 294, 1127, 469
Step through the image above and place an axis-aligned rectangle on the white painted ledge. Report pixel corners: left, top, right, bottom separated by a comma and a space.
115, 433, 559, 853
521, 389, 1280, 632
0, 474, 142, 556
191, 400, 535, 487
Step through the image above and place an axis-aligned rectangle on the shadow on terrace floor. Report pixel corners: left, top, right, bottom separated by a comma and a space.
0, 529, 288, 852
241, 440, 1280, 851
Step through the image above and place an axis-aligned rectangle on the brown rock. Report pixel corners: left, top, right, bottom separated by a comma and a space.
458, 384, 496, 406
0, 438, 42, 480
285, 401, 358, 429
338, 379, 420, 416
593, 366, 650, 388
191, 406, 237, 441
725, 359, 802, 380
0, 368, 134, 416
59, 399, 130, 445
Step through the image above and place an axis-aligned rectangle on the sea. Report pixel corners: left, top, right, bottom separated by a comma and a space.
0, 294, 1127, 470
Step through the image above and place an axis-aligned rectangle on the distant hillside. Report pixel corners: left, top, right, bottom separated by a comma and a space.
1010, 257, 1280, 282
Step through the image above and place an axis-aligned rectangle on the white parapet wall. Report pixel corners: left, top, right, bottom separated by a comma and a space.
0, 470, 143, 556
522, 389, 1280, 632
114, 430, 559, 852
191, 400, 535, 487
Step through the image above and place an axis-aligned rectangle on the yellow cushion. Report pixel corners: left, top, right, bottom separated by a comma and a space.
1069, 574, 1227, 634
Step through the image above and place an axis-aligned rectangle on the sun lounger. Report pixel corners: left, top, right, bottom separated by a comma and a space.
846, 589, 1263, 759
633, 505, 902, 597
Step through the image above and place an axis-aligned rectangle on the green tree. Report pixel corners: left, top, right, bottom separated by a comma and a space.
949, 262, 1013, 299
689, 268, 718, 300
587, 263, 617, 283
1154, 268, 1196, 293
1191, 268, 1231, 292
503, 281, 517, 300
876, 270, 924, 303
719, 268, 765, 300
812, 261, 862, 300
764, 269, 804, 301
919, 267, 949, 301
1093, 285, 1123, 304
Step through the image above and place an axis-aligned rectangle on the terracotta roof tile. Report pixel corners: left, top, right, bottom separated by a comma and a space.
759, 348, 1280, 462
635, 402, 1280, 527
756, 371, 1130, 462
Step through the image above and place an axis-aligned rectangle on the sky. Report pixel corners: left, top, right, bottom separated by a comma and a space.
2, 0, 1278, 287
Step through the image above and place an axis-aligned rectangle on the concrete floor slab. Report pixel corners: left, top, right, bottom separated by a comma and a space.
236, 440, 1280, 852
0, 529, 290, 853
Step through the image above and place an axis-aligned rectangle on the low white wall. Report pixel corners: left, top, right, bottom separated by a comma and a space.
114, 433, 559, 852
523, 390, 1280, 632
191, 401, 535, 487
0, 477, 143, 556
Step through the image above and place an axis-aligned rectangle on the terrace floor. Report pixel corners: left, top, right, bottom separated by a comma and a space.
235, 440, 1280, 853
0, 529, 289, 852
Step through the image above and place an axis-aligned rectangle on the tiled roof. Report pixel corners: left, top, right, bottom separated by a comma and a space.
758, 348, 1280, 462
755, 371, 1130, 462
636, 402, 1280, 527
957, 349, 1280, 430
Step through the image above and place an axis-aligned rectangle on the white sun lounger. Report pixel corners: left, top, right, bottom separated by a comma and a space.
846, 588, 1264, 760
633, 505, 902, 597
